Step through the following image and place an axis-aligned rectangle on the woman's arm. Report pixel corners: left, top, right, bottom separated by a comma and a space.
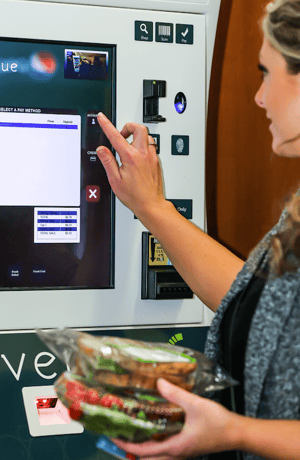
97, 113, 244, 312
113, 379, 300, 460
238, 417, 300, 460
132, 199, 244, 313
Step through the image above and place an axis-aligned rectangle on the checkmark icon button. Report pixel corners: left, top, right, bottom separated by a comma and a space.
181, 28, 189, 38
176, 24, 194, 45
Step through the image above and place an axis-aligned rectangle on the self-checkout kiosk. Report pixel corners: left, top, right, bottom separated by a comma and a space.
0, 0, 221, 458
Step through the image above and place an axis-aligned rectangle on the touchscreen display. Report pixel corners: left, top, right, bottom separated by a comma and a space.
0, 38, 115, 289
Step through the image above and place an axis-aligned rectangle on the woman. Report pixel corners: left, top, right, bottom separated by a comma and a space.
96, 1, 300, 458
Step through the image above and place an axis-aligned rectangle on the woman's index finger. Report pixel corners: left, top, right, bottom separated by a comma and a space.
97, 113, 130, 158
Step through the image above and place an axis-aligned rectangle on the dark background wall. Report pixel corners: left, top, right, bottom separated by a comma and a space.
206, 0, 300, 260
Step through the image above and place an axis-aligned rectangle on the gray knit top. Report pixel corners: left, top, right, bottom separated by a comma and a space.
203, 209, 300, 460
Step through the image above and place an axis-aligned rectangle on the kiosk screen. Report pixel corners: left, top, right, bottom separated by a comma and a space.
0, 38, 115, 290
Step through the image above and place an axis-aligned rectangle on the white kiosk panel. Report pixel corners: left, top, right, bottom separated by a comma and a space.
0, 0, 207, 330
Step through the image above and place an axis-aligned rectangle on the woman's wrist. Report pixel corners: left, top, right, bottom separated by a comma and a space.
222, 412, 248, 453
134, 198, 176, 227
226, 414, 268, 454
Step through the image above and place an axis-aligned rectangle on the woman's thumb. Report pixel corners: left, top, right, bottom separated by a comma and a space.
156, 378, 196, 411
96, 146, 120, 185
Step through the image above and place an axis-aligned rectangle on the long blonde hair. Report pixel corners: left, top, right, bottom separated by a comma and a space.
262, 1, 300, 275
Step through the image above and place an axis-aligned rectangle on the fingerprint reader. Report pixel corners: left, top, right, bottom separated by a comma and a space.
174, 92, 187, 114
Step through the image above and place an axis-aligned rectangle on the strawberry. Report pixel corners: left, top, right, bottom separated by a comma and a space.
100, 394, 123, 409
66, 381, 85, 392
84, 389, 102, 405
69, 401, 84, 420
66, 387, 85, 402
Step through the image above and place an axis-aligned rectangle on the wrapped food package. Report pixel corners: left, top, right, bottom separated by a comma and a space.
37, 329, 237, 442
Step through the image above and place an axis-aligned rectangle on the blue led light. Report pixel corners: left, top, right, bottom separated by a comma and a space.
174, 92, 187, 114
175, 102, 185, 114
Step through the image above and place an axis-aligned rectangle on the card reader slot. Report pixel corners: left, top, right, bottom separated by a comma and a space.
148, 267, 193, 300
142, 232, 193, 300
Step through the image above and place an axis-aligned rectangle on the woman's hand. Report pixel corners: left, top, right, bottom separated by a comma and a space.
96, 113, 166, 218
112, 379, 241, 460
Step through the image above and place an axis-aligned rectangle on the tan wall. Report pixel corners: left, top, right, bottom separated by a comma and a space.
206, 0, 300, 260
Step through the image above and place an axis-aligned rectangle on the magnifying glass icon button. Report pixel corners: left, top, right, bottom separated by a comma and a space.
140, 23, 148, 34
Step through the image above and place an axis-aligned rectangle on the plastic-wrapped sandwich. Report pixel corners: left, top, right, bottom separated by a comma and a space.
37, 329, 237, 442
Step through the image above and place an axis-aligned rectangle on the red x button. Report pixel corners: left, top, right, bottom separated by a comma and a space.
86, 185, 100, 202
